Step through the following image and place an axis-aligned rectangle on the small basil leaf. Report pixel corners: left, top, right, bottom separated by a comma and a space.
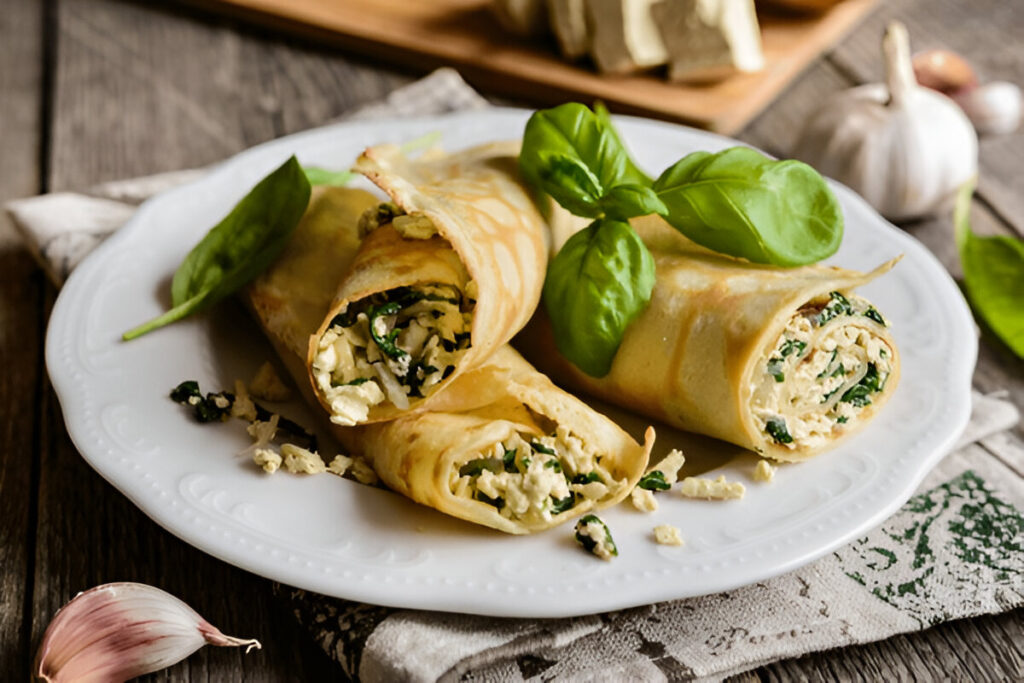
124, 155, 311, 340
521, 103, 639, 214
543, 218, 655, 377
536, 151, 605, 217
954, 182, 1024, 358
599, 183, 667, 221
303, 166, 356, 187
654, 147, 843, 267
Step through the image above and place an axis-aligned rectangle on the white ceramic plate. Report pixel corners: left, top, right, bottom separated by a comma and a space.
47, 108, 976, 618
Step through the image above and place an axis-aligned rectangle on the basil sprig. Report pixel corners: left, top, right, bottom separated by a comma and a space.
954, 181, 1024, 359
123, 155, 311, 340
520, 102, 844, 377
303, 166, 356, 187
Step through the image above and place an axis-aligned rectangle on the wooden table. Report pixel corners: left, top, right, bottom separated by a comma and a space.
1, 0, 1021, 679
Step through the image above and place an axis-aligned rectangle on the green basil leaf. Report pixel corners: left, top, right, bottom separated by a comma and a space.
123, 155, 311, 340
303, 166, 356, 187
543, 218, 655, 377
594, 102, 650, 186
521, 103, 642, 216
599, 183, 667, 221
653, 147, 843, 266
536, 151, 606, 217
955, 182, 1024, 358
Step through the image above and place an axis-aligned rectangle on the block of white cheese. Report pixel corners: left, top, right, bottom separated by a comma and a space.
492, 0, 549, 37
547, 0, 591, 59
651, 0, 764, 82
586, 0, 669, 73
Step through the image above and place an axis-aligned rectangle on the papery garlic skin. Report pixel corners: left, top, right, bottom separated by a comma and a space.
36, 582, 260, 682
793, 22, 978, 222
954, 82, 1022, 136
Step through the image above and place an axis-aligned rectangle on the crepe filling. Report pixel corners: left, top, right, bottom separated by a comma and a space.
312, 284, 474, 425
751, 291, 895, 451
450, 426, 624, 525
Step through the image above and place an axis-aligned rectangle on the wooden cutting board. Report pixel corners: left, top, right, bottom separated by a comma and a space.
189, 0, 879, 134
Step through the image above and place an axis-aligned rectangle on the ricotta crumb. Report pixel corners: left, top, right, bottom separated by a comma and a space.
281, 443, 326, 474
327, 454, 353, 477
679, 475, 745, 500
653, 524, 684, 547
631, 487, 658, 512
230, 380, 258, 422
349, 456, 379, 485
754, 459, 776, 483
253, 448, 282, 474
246, 414, 279, 450
656, 449, 686, 486
250, 362, 292, 402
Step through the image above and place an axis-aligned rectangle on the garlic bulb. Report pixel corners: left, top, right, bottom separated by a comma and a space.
793, 22, 978, 221
953, 82, 1022, 136
35, 582, 261, 682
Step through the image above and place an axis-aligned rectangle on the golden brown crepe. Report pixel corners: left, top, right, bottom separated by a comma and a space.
518, 215, 900, 462
307, 142, 550, 427
246, 186, 652, 535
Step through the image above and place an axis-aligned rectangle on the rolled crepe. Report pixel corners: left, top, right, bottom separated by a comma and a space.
519, 215, 900, 462
247, 186, 652, 534
307, 141, 549, 427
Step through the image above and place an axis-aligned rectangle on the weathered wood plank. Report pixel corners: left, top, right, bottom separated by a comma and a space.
823, 0, 1024, 237
0, 0, 44, 677
33, 0, 410, 679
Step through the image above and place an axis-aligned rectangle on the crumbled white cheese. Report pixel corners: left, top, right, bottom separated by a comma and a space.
323, 381, 387, 426
230, 380, 258, 422
754, 459, 776, 483
392, 213, 438, 239
349, 456, 379, 485
246, 415, 279, 451
653, 524, 684, 546
655, 449, 686, 485
631, 487, 658, 512
253, 448, 282, 474
327, 454, 353, 477
281, 443, 327, 474
250, 362, 292, 402
679, 475, 745, 500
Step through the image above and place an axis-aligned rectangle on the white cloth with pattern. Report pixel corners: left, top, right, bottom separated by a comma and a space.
7, 68, 1022, 682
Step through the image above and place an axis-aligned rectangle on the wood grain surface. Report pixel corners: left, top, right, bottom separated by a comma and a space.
1, 0, 1021, 679
180, 0, 880, 134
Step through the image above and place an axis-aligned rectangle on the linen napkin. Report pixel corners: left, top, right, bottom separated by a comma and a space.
8, 69, 1022, 682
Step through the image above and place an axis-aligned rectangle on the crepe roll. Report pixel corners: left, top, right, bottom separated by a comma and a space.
308, 141, 549, 426
520, 216, 900, 462
247, 186, 652, 534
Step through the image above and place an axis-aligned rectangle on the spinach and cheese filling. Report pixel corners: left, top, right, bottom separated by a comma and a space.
751, 291, 895, 451
449, 426, 625, 525
574, 514, 618, 561
312, 284, 474, 425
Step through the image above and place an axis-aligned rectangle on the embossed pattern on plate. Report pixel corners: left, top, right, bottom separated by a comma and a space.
46, 109, 976, 618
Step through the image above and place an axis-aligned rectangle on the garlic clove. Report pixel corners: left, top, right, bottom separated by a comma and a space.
35, 582, 261, 682
953, 81, 1023, 136
912, 49, 977, 95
